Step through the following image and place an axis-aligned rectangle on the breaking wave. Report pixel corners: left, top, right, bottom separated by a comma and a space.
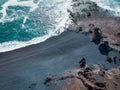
90, 0, 120, 16
0, 0, 72, 52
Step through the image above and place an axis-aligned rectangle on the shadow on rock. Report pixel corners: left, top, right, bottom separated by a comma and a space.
98, 41, 112, 55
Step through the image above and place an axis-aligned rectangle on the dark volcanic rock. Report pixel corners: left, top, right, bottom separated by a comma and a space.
79, 58, 86, 68
91, 27, 103, 44
95, 82, 106, 89
99, 41, 112, 55
44, 74, 56, 85
106, 57, 113, 64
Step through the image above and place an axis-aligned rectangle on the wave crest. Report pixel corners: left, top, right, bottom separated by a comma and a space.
90, 0, 120, 16
0, 0, 72, 53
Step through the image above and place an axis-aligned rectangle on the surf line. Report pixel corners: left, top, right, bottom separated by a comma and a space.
90, 0, 120, 16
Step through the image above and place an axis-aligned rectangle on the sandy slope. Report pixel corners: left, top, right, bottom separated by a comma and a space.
0, 31, 110, 90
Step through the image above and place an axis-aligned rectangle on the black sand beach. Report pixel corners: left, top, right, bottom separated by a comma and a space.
0, 30, 111, 90
0, 0, 120, 90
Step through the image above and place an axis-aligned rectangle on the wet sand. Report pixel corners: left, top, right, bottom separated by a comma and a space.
0, 30, 111, 90
47, 0, 120, 89
0, 0, 120, 90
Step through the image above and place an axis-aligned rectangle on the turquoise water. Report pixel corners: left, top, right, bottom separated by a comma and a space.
0, 0, 62, 43
0, 0, 45, 43
105, 0, 120, 9
0, 0, 120, 52
0, 16, 47, 42
0, 0, 71, 52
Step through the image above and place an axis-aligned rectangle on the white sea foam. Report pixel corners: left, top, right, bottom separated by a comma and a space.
22, 0, 43, 28
0, 0, 39, 22
0, 34, 50, 52
53, 0, 72, 35
0, 0, 72, 53
90, 0, 120, 16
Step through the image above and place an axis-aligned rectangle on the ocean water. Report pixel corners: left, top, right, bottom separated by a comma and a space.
0, 0, 72, 52
0, 0, 120, 52
90, 0, 120, 16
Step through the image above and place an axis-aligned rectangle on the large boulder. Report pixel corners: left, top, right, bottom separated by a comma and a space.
99, 41, 112, 55
91, 27, 103, 44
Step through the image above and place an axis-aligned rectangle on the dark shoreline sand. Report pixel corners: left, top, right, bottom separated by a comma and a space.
0, 30, 112, 90
47, 0, 120, 89
42, 0, 120, 89
0, 0, 120, 90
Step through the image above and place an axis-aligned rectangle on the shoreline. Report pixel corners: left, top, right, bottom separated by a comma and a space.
0, 0, 120, 90
0, 0, 120, 53
68, 0, 120, 51
0, 0, 72, 53
42, 0, 120, 89
0, 30, 114, 90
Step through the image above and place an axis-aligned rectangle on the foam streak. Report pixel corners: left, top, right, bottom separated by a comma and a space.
90, 0, 120, 16
0, 0, 72, 53
0, 0, 38, 22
